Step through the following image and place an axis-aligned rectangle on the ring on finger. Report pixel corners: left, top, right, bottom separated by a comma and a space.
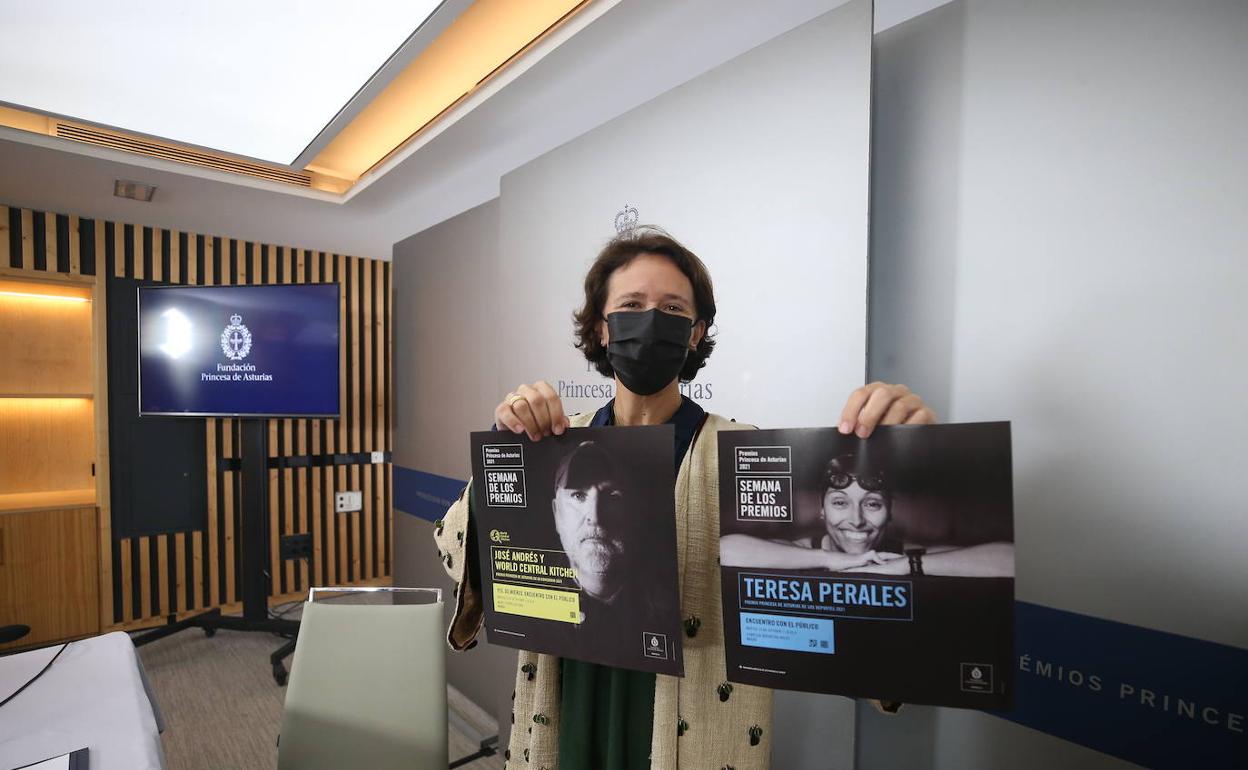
509, 394, 527, 409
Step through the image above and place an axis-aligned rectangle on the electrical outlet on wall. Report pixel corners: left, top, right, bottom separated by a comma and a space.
280, 533, 312, 560
335, 490, 363, 512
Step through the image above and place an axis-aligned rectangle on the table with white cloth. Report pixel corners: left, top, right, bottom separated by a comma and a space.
0, 632, 165, 770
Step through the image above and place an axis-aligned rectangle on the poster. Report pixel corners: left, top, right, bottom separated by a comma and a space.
470, 425, 684, 675
718, 423, 1014, 709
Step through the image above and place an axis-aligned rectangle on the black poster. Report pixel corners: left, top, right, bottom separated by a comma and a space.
718, 423, 1014, 709
470, 426, 684, 675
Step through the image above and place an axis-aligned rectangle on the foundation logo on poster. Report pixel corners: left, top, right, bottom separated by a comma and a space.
643, 631, 669, 660
961, 662, 994, 693
614, 203, 639, 235
220, 314, 252, 360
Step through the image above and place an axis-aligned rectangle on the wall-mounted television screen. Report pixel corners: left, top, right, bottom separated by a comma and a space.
138, 284, 340, 417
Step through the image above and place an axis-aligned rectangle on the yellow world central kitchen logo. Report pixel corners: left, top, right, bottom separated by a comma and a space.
489, 529, 510, 544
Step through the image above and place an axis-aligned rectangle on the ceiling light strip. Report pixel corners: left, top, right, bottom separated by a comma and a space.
471, 0, 591, 90
54, 124, 313, 187
360, 0, 594, 180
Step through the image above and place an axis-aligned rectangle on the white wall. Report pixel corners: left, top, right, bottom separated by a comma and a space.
497, 0, 873, 430
864, 0, 1248, 767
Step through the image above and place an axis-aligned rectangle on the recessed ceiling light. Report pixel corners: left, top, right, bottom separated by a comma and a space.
114, 179, 156, 202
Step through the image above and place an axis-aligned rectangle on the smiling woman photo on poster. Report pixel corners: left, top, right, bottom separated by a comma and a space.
720, 451, 1014, 577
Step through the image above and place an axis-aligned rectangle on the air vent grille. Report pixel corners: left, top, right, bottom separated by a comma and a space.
55, 123, 312, 187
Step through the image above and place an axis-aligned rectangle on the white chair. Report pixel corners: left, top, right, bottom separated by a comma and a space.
277, 586, 447, 770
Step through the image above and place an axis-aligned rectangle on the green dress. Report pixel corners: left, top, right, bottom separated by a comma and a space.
557, 397, 706, 770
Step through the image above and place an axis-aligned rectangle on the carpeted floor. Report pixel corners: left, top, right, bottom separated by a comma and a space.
135, 603, 503, 770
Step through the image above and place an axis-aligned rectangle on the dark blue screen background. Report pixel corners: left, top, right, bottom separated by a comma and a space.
138, 284, 340, 416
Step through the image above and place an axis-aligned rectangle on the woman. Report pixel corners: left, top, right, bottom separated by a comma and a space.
433, 227, 935, 770
721, 453, 1014, 577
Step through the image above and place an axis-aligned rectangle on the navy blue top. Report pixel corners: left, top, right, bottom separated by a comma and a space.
589, 395, 707, 472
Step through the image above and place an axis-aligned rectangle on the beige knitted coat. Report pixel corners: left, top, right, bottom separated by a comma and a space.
434, 411, 773, 770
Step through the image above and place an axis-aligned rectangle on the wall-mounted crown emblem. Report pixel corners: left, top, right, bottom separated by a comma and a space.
614, 204, 639, 235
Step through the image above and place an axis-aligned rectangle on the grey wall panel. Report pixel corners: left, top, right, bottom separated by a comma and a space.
871, 0, 1248, 659
393, 198, 517, 738
393, 198, 501, 480
865, 0, 1248, 767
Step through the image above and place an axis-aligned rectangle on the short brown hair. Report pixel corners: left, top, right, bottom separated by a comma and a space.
573, 227, 717, 381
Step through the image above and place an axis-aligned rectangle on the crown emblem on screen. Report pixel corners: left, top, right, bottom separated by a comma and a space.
221, 313, 253, 361
614, 204, 639, 235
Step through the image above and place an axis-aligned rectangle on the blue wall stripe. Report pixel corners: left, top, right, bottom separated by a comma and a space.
394, 465, 467, 523
1002, 601, 1246, 768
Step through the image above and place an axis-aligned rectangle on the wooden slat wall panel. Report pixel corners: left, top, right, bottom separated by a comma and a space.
309, 253, 324, 588
204, 237, 220, 613
384, 257, 393, 574
1, 205, 10, 266
69, 216, 80, 275
349, 256, 361, 584
156, 534, 169, 617
335, 254, 346, 585
297, 384, 309, 592
42, 214, 56, 274
362, 258, 374, 580
279, 248, 291, 595
222, 410, 236, 607
0, 202, 394, 630
120, 539, 132, 622
267, 245, 281, 596
138, 535, 151, 619
20, 209, 33, 270
93, 218, 112, 627
175, 531, 186, 614
185, 233, 205, 615
296, 249, 309, 592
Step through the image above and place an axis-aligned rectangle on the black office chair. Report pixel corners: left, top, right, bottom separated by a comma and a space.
0, 624, 31, 645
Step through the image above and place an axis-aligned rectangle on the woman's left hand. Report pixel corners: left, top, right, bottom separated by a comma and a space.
846, 555, 910, 575
838, 382, 936, 438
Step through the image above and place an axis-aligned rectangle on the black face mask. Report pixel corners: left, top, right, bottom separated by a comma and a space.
606, 309, 694, 396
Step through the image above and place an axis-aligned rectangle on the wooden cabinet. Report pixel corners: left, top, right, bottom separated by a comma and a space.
0, 273, 101, 648
0, 504, 99, 650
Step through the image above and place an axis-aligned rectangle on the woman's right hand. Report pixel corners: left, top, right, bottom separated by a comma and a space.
494, 381, 570, 441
